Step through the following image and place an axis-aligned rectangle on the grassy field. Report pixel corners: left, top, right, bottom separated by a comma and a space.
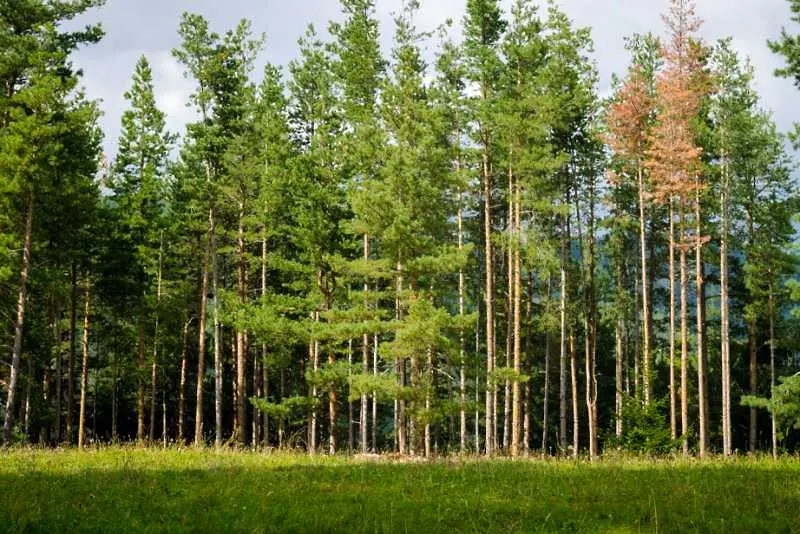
1, 448, 799, 533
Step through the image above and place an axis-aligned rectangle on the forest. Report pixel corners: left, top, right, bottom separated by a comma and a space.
1, 0, 799, 463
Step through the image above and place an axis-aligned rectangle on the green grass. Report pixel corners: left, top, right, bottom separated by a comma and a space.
1, 448, 799, 533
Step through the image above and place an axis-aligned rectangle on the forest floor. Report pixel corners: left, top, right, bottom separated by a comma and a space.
1, 447, 798, 533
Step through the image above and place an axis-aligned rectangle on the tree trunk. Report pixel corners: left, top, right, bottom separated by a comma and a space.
559, 215, 568, 453
511, 170, 522, 457
483, 149, 496, 456
570, 328, 579, 458
213, 243, 223, 447
361, 234, 370, 453
149, 234, 163, 442
372, 333, 378, 452
195, 207, 214, 446
136, 325, 146, 442
3, 190, 33, 444
178, 318, 191, 444
78, 278, 91, 449
720, 150, 731, 456
637, 167, 651, 405
396, 260, 407, 454
669, 198, 677, 440
769, 284, 777, 459
615, 264, 624, 439
67, 263, 77, 444
680, 198, 689, 455
748, 322, 758, 452
695, 182, 707, 457
309, 310, 319, 454
235, 203, 247, 447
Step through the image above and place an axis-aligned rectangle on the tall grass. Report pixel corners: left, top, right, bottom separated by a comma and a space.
1, 447, 798, 533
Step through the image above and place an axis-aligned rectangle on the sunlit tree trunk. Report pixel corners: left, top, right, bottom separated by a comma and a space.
695, 182, 707, 457
194, 206, 214, 446
67, 264, 77, 444
178, 318, 191, 444
669, 198, 677, 440
78, 278, 91, 449
719, 148, 731, 456
3, 190, 33, 444
680, 197, 689, 455
637, 167, 651, 405
149, 234, 163, 442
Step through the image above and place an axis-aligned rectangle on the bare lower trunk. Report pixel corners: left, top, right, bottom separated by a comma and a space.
570, 329, 578, 458
78, 278, 91, 448
669, 199, 677, 440
328, 349, 337, 455
149, 235, 163, 442
178, 319, 190, 444
695, 184, 707, 457
511, 172, 522, 457
309, 311, 319, 454
213, 247, 223, 447
372, 334, 378, 452
235, 207, 247, 446
637, 167, 651, 405
3, 190, 32, 444
67, 264, 77, 444
347, 340, 354, 452
559, 218, 568, 453
769, 286, 777, 459
195, 207, 214, 446
748, 323, 757, 452
137, 326, 146, 442
483, 150, 495, 456
615, 263, 623, 439
361, 235, 370, 453
720, 165, 731, 455
680, 198, 689, 455
458, 193, 467, 452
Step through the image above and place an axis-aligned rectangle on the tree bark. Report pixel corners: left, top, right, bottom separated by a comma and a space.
559, 215, 568, 453
637, 167, 651, 405
213, 240, 223, 447
483, 148, 496, 456
458, 190, 467, 453
511, 170, 522, 457
769, 284, 777, 459
78, 278, 91, 449
720, 149, 731, 456
360, 234, 370, 453
194, 207, 214, 446
669, 198, 677, 440
695, 182, 707, 457
3, 190, 34, 444
570, 328, 579, 458
235, 202, 247, 446
178, 318, 191, 444
67, 263, 77, 444
136, 325, 146, 442
680, 198, 689, 455
149, 233, 163, 442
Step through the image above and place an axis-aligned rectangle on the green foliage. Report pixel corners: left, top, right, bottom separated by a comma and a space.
743, 373, 800, 440
610, 396, 681, 455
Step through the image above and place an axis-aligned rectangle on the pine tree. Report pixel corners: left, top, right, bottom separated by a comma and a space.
462, 0, 507, 457
110, 55, 175, 443
0, 0, 104, 443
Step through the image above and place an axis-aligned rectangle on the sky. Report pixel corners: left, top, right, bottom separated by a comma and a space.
66, 0, 799, 158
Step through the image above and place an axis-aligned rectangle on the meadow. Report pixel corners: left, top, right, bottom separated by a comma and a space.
1, 448, 799, 533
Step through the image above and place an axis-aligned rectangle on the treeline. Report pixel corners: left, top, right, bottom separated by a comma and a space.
1, 0, 798, 457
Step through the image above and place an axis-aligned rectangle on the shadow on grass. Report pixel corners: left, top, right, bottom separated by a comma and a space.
1, 456, 799, 533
